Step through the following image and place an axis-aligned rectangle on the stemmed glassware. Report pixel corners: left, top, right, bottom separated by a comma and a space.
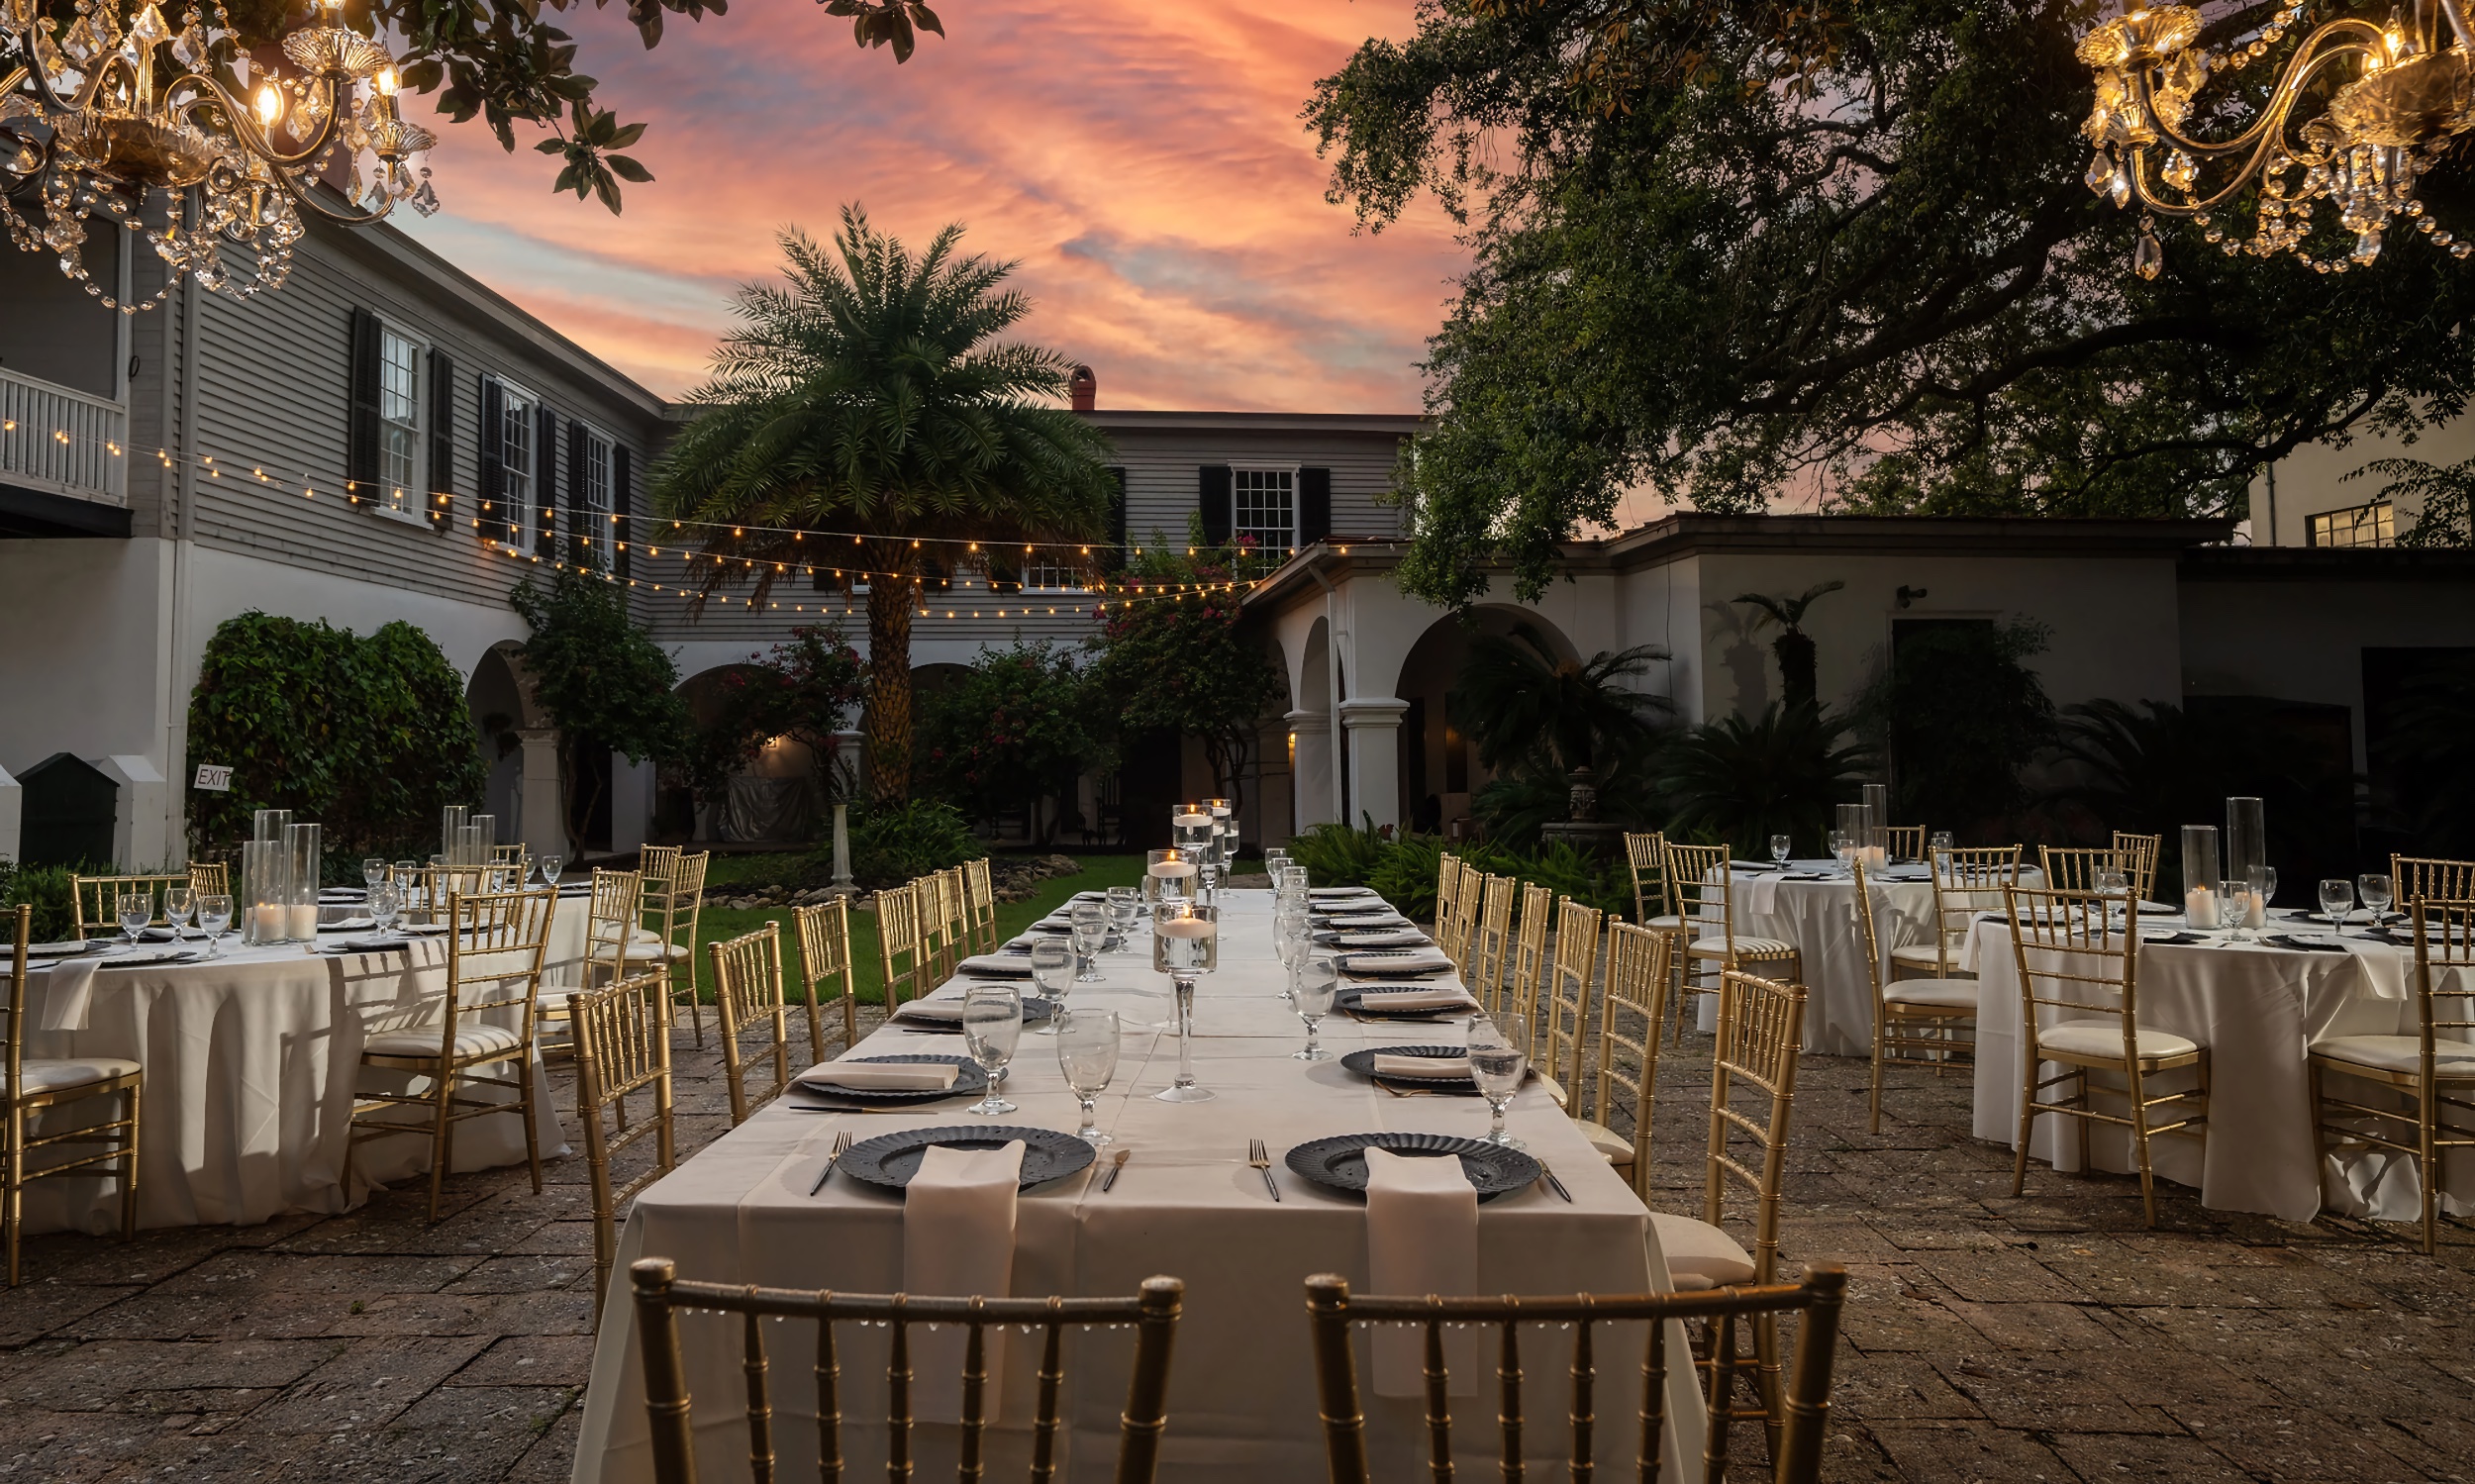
2360, 872, 2396, 923
2219, 879, 2258, 941
1105, 886, 1139, 948
1152, 900, 1218, 1104
164, 885, 196, 943
361, 857, 386, 891
2248, 865, 2278, 918
537, 853, 564, 888
117, 889, 152, 947
1930, 831, 1955, 854
1030, 939, 1075, 1033
369, 883, 404, 937
1144, 848, 1197, 917
1292, 956, 1337, 1061
1829, 832, 1853, 877
1468, 1013, 1529, 1148
960, 982, 1024, 1117
1070, 900, 1109, 984
2319, 878, 2355, 927
197, 894, 234, 957
1056, 1009, 1121, 1145
1769, 835, 1792, 868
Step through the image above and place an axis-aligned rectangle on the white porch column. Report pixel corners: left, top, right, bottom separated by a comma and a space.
0, 762, 19, 863
518, 728, 567, 857
100, 755, 168, 868
1336, 698, 1410, 834
1287, 709, 1334, 834
609, 750, 655, 854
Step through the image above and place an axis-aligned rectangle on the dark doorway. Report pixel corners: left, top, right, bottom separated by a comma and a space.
1116, 729, 1182, 849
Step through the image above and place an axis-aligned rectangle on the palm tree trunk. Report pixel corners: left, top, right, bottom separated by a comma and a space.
864, 560, 916, 801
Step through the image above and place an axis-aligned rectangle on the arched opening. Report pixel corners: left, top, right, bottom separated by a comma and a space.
662, 663, 826, 846
465, 643, 531, 846
1391, 606, 1583, 839
1291, 616, 1336, 833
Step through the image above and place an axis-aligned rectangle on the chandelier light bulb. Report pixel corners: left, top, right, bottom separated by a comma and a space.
375, 67, 400, 98
255, 83, 285, 129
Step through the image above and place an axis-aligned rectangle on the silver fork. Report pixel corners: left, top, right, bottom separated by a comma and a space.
1247, 1138, 1281, 1203
808, 1131, 853, 1196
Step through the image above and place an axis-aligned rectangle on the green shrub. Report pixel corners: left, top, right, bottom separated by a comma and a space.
847, 799, 983, 890
1367, 834, 1446, 919
1286, 819, 1391, 887
0, 861, 84, 942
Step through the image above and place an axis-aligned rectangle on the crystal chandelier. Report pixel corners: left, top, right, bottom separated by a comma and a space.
0, 0, 437, 313
2081, 0, 2475, 278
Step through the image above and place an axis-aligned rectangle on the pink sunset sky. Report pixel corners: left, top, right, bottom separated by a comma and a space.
396, 0, 1467, 413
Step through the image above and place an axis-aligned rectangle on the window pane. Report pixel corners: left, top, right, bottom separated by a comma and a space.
1234, 468, 1293, 551
379, 332, 420, 498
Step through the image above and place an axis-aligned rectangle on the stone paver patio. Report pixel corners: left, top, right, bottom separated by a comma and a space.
3, 1014, 2467, 1482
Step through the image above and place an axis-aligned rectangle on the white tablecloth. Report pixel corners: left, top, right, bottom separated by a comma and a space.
1686, 864, 1935, 1054
19, 906, 584, 1235
1968, 917, 2470, 1222
571, 892, 1700, 1482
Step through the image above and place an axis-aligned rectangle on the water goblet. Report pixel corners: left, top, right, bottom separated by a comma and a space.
117, 889, 152, 947
2219, 879, 2257, 940
1930, 831, 1955, 853
1056, 1009, 1122, 1145
1030, 939, 1075, 1032
1829, 832, 1854, 878
538, 853, 564, 888
1151, 900, 1218, 1104
368, 882, 404, 936
1769, 835, 1792, 868
362, 857, 386, 890
960, 983, 1024, 1116
1070, 901, 1109, 983
196, 894, 234, 958
1468, 1013, 1529, 1149
1105, 886, 1139, 947
2360, 873, 2396, 922
164, 885, 196, 942
2319, 878, 2354, 927
1292, 955, 1337, 1061
1274, 907, 1312, 1003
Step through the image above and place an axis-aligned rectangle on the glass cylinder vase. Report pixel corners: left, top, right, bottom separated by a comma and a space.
285, 823, 322, 941
2225, 797, 2266, 897
243, 838, 290, 945
442, 804, 468, 860
252, 807, 291, 845
2181, 824, 2221, 929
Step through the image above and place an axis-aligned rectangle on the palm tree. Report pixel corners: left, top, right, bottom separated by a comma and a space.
650, 206, 1118, 800
1656, 703, 1874, 856
1732, 580, 1844, 709
1449, 622, 1671, 774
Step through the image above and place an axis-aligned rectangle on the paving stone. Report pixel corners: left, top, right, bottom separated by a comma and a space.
1930, 1351, 2185, 1435
1866, 1421, 2079, 1481
0, 1339, 341, 1412
2046, 1430, 2257, 1481
0, 1409, 160, 1482
2165, 1402, 2426, 1480
446, 1335, 597, 1389
245, 1336, 491, 1435
438, 1254, 592, 1295
153, 1251, 484, 1297
0, 1283, 145, 1348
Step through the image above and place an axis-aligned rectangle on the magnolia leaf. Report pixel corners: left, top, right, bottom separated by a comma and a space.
908, 1, 941, 36
535, 137, 565, 154
606, 121, 646, 148
607, 152, 652, 182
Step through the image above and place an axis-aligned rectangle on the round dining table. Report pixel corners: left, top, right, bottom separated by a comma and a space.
1694, 861, 1939, 1053
17, 888, 592, 1235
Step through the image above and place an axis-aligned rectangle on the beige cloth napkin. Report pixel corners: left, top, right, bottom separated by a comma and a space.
893, 998, 971, 1025
796, 1061, 959, 1092
1363, 1146, 1479, 1397
1340, 947, 1455, 974
1371, 1051, 1470, 1079
905, 1139, 1026, 1422
956, 954, 1036, 978
1355, 986, 1482, 1013
36, 956, 102, 1033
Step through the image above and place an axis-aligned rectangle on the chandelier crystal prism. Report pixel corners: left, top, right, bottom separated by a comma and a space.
2081, 0, 2475, 278
0, 0, 437, 312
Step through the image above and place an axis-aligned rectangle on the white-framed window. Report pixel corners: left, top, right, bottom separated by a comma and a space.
579, 426, 614, 567
500, 382, 537, 546
377, 325, 425, 521
1019, 552, 1087, 592
1233, 465, 1296, 553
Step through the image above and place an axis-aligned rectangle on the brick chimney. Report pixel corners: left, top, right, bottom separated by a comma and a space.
1069, 364, 1097, 413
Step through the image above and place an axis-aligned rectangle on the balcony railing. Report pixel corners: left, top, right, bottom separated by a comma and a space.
0, 366, 127, 507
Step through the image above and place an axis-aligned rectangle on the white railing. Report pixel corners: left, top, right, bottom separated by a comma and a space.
0, 366, 127, 507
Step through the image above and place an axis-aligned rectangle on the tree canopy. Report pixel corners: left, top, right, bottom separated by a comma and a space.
1307, 0, 2475, 604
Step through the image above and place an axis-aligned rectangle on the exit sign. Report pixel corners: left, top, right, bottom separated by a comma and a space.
193, 764, 233, 792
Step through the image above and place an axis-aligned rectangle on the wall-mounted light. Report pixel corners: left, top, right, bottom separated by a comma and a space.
1895, 585, 1929, 609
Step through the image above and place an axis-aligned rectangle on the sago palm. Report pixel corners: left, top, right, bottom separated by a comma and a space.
650, 205, 1118, 800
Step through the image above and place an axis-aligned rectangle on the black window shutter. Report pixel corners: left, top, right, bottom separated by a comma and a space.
346, 307, 381, 503
1299, 466, 1333, 547
1199, 464, 1232, 546
426, 347, 455, 525
534, 405, 558, 558
477, 377, 506, 542
565, 420, 587, 565
614, 444, 633, 580
1104, 466, 1128, 572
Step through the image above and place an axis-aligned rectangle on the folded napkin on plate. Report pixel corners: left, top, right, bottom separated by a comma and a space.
892, 997, 987, 1025
2266, 933, 2349, 954
1309, 887, 1381, 900
1323, 911, 1411, 926
1363, 1146, 1478, 1396
1026, 921, 1073, 936
1354, 986, 1482, 1013
957, 954, 1037, 978
320, 938, 412, 955
905, 1139, 1025, 1420
1371, 1051, 1470, 1078
1339, 947, 1455, 975
317, 917, 376, 933
799, 1060, 959, 1092
35, 955, 102, 1033
1336, 929, 1432, 948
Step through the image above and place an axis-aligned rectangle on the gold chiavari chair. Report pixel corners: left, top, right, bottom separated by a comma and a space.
2005, 884, 2208, 1228
1884, 825, 1926, 862
2393, 855, 2475, 907
1467, 873, 1517, 1015
490, 843, 530, 875
348, 885, 555, 1220
5, 905, 143, 1286
185, 860, 230, 899
1436, 851, 1467, 932
1852, 858, 1977, 1135
629, 1257, 1186, 1484
571, 966, 673, 1316
69, 872, 192, 939
1890, 845, 2022, 981
1664, 842, 1801, 1046
1624, 831, 1671, 930
2037, 845, 2134, 894
1580, 919, 1672, 1195
628, 850, 711, 1043
540, 867, 644, 1061
1536, 896, 1603, 1100
793, 897, 858, 1066
1304, 1263, 1849, 1484
939, 867, 974, 979
2309, 894, 2475, 1254
709, 922, 794, 1127
1503, 882, 1555, 1028
1434, 858, 1483, 979
408, 863, 492, 926
1652, 967, 1808, 1450
639, 842, 682, 885
2111, 832, 2162, 902
875, 880, 929, 1011
962, 857, 1000, 955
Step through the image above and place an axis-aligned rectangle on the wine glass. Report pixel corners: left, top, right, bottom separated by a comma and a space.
1829, 832, 1853, 878
960, 983, 1024, 1117
197, 894, 234, 958
2219, 879, 2257, 940
1468, 1013, 1529, 1148
1105, 886, 1139, 948
361, 857, 386, 890
1275, 906, 1312, 1003
117, 889, 152, 947
2360, 872, 2396, 922
538, 853, 564, 888
1152, 900, 1218, 1104
2319, 878, 2355, 928
1293, 955, 1337, 1061
2248, 865, 2277, 916
369, 883, 403, 936
1030, 938, 1075, 1031
1769, 835, 1791, 868
1930, 831, 1954, 854
164, 885, 196, 942
1070, 900, 1109, 984
1056, 1009, 1121, 1145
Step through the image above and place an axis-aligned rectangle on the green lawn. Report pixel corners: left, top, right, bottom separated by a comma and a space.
682, 852, 1150, 1006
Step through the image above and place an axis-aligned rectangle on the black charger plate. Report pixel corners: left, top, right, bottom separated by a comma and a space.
1338, 1043, 1479, 1095
1285, 1132, 1540, 1202
790, 1054, 986, 1107
888, 995, 1060, 1034
1336, 986, 1476, 1021
838, 1125, 1096, 1192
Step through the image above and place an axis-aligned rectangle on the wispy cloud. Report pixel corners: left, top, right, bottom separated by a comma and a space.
396, 0, 1464, 410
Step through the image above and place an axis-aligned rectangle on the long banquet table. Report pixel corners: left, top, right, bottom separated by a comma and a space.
1968, 913, 2472, 1223
18, 894, 588, 1234
571, 890, 1699, 1482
